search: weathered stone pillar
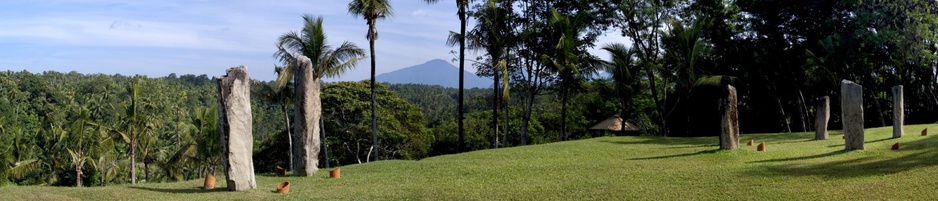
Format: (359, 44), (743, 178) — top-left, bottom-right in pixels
(293, 55), (321, 176)
(217, 66), (256, 191)
(893, 85), (904, 138)
(720, 84), (739, 150)
(841, 80), (864, 150)
(815, 96), (830, 140)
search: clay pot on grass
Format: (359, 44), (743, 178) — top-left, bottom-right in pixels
(747, 140), (754, 146)
(330, 168), (341, 179)
(757, 142), (766, 151)
(203, 174), (216, 190)
(276, 166), (286, 176)
(276, 181), (290, 194)
(892, 143), (900, 150)
(923, 128), (928, 136)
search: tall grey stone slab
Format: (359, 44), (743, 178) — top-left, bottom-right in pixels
(720, 85), (739, 150)
(217, 66), (256, 191)
(841, 80), (864, 150)
(815, 96), (830, 140)
(292, 55), (321, 176)
(893, 85), (904, 138)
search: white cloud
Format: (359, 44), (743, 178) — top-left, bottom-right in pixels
(412, 9), (428, 17)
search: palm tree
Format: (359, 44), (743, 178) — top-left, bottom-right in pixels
(602, 43), (641, 136)
(424, 0), (471, 151)
(99, 77), (149, 184)
(543, 9), (598, 141)
(65, 109), (95, 187)
(275, 14), (365, 169)
(349, 0), (393, 161)
(467, 0), (510, 148)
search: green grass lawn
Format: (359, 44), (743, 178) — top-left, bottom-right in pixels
(4, 124), (938, 200)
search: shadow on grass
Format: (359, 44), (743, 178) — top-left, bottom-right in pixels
(129, 186), (228, 194)
(748, 135), (938, 178)
(751, 150), (850, 163)
(629, 149), (721, 160)
(601, 136), (715, 146)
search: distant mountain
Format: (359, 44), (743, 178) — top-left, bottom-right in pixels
(376, 59), (491, 89)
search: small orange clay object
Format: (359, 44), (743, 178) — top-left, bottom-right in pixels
(922, 128), (928, 136)
(747, 140), (754, 146)
(276, 166), (286, 176)
(330, 168), (341, 179)
(891, 143), (900, 150)
(276, 181), (290, 194)
(757, 142), (766, 151)
(203, 173), (216, 190)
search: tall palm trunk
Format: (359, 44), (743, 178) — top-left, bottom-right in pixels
(521, 87), (535, 145)
(369, 22), (379, 161)
(457, 3), (467, 152)
(282, 105), (293, 170)
(561, 89), (568, 140)
(639, 66), (665, 136)
(130, 128), (136, 184)
(493, 65), (500, 148)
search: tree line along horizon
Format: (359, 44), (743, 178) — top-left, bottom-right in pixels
(2, 0), (938, 186)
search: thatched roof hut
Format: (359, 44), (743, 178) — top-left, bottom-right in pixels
(589, 115), (640, 131)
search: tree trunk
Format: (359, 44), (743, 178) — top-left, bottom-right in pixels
(144, 161), (149, 183)
(794, 89), (808, 132)
(503, 98), (509, 148)
(560, 90), (568, 141)
(369, 22), (379, 162)
(75, 162), (83, 187)
(130, 133), (136, 184)
(492, 60), (499, 148)
(457, 2), (467, 152)
(869, 90), (887, 127)
(645, 69), (666, 136)
(321, 113), (330, 169)
(771, 81), (791, 132)
(281, 105), (293, 171)
(521, 89), (536, 145)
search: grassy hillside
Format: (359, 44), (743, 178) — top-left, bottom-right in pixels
(4, 124), (937, 200)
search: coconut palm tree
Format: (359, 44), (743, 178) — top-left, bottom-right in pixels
(348, 0), (392, 161)
(467, 0), (510, 148)
(543, 9), (599, 141)
(602, 43), (641, 136)
(424, 0), (471, 151)
(275, 14), (365, 168)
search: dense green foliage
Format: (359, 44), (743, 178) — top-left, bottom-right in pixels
(2, 124), (936, 199)
(455, 0), (938, 140)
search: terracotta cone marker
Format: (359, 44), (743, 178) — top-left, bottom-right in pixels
(276, 166), (286, 176)
(891, 143), (900, 150)
(276, 181), (290, 194)
(330, 168), (341, 179)
(757, 142), (766, 151)
(747, 140), (754, 146)
(203, 173), (216, 190)
(923, 128), (928, 136)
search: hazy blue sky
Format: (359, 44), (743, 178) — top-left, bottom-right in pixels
(0, 0), (626, 81)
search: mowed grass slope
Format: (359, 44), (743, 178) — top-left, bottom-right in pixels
(4, 124), (938, 200)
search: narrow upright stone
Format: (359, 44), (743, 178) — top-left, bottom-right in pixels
(292, 55), (321, 176)
(892, 85), (904, 138)
(217, 66), (256, 191)
(815, 96), (830, 140)
(841, 80), (864, 150)
(720, 85), (740, 150)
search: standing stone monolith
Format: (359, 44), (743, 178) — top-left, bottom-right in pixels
(720, 84), (740, 150)
(841, 80), (864, 150)
(815, 96), (830, 140)
(892, 85), (904, 138)
(292, 55), (321, 176)
(217, 66), (256, 191)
